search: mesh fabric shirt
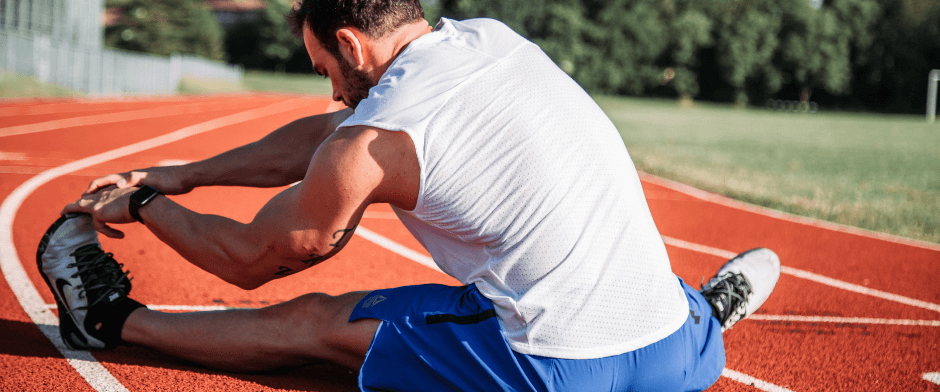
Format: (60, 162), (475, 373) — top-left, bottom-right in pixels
(339, 18), (688, 359)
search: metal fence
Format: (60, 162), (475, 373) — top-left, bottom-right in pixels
(1, 30), (243, 96)
(1, 0), (103, 50)
(1, 0), (242, 96)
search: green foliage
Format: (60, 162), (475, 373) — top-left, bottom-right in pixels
(421, 0), (443, 25)
(667, 6), (712, 97)
(443, 0), (672, 95)
(105, 0), (225, 60)
(441, 0), (939, 113)
(225, 0), (305, 71)
(846, 0), (940, 113)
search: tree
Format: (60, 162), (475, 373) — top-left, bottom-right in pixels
(225, 0), (307, 72)
(663, 5), (713, 100)
(442, 0), (938, 113)
(843, 0), (940, 113)
(105, 0), (225, 61)
(442, 0), (672, 95)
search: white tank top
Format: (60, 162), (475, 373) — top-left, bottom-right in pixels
(339, 18), (688, 359)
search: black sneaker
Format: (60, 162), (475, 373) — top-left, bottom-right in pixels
(700, 248), (781, 332)
(37, 213), (141, 349)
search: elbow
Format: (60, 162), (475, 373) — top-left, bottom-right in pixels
(218, 271), (266, 291)
(218, 239), (276, 291)
(233, 279), (265, 291)
(217, 254), (271, 290)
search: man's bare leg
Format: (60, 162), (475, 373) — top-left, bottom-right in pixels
(121, 291), (380, 372)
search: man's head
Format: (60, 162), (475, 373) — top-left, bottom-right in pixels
(288, 0), (425, 108)
(289, 0), (424, 60)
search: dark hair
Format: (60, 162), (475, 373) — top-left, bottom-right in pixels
(288, 0), (425, 59)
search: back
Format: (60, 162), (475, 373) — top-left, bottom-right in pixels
(340, 18), (688, 359)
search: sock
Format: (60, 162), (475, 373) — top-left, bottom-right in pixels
(85, 297), (147, 348)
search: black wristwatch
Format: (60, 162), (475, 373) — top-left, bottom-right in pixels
(129, 185), (162, 224)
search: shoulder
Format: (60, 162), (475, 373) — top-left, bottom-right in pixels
(312, 126), (419, 210)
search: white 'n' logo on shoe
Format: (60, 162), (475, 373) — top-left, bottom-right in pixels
(362, 295), (386, 309)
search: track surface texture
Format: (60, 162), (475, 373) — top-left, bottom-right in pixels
(1, 95), (937, 391)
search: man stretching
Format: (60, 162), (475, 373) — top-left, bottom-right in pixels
(39, 0), (780, 390)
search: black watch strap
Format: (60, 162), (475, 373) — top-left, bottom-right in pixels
(129, 185), (162, 224)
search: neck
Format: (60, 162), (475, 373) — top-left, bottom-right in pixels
(366, 20), (434, 83)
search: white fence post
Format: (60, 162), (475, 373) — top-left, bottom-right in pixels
(928, 69), (940, 124)
(169, 54), (183, 92)
(33, 33), (51, 82)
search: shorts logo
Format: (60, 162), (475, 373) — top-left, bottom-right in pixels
(362, 295), (387, 309)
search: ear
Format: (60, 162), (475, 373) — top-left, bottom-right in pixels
(335, 28), (366, 68)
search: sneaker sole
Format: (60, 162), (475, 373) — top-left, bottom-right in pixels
(36, 213), (99, 350)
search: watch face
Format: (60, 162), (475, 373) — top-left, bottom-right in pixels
(131, 185), (160, 205)
(129, 186), (161, 223)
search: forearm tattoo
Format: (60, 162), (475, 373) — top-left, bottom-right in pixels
(275, 225), (357, 278)
(275, 266), (296, 277)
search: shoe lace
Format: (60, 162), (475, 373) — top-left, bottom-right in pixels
(701, 272), (752, 331)
(67, 244), (132, 312)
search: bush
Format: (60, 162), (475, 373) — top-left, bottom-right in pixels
(441, 0), (939, 114)
(105, 0), (225, 61)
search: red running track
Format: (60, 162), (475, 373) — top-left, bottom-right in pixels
(1, 94), (938, 391)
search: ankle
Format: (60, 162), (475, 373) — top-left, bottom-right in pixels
(85, 297), (146, 347)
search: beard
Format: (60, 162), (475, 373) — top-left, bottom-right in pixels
(337, 57), (374, 109)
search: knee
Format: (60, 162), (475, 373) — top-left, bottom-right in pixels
(257, 293), (340, 323)
(257, 293), (346, 341)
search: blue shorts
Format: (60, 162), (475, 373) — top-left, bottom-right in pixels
(349, 278), (724, 391)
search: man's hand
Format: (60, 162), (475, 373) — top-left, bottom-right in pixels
(85, 166), (192, 196)
(62, 185), (140, 239)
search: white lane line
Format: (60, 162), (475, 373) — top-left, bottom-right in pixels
(662, 235), (737, 260)
(0, 96), (265, 138)
(747, 315), (940, 327)
(0, 95), (245, 117)
(355, 226), (443, 273)
(0, 166), (122, 176)
(779, 266), (940, 314)
(43, 303), (230, 312)
(722, 368), (796, 392)
(362, 211), (399, 220)
(924, 372), (940, 385)
(0, 152), (28, 161)
(661, 235), (940, 314)
(640, 172), (940, 252)
(155, 159), (192, 167)
(50, 300), (940, 328)
(0, 97), (310, 392)
(0, 158), (193, 176)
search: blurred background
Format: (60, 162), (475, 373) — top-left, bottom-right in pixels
(1, 0), (938, 244)
(1, 0), (937, 114)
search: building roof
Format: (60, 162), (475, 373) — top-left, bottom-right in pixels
(205, 0), (266, 12)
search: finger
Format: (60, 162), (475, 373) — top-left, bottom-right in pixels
(85, 174), (125, 195)
(60, 200), (87, 216)
(119, 171), (149, 189)
(95, 221), (125, 239)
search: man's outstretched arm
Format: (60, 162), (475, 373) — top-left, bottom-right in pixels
(63, 125), (419, 289)
(85, 108), (353, 195)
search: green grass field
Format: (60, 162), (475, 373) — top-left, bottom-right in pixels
(3, 71), (937, 243)
(0, 72), (83, 99)
(596, 96), (940, 244)
(176, 71), (333, 96)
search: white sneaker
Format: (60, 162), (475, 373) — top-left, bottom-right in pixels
(700, 248), (781, 331)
